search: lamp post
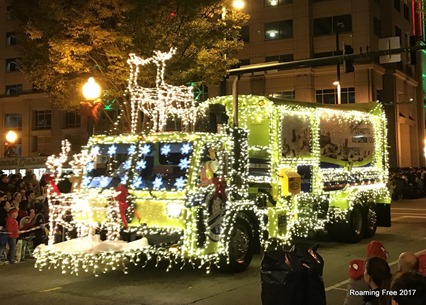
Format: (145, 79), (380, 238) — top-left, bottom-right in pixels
(82, 77), (102, 136)
(335, 22), (343, 105)
(220, 0), (246, 96)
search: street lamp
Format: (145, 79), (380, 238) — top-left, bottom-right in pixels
(5, 130), (18, 157)
(82, 77), (102, 136)
(82, 77), (101, 101)
(232, 0), (245, 10)
(333, 81), (341, 105)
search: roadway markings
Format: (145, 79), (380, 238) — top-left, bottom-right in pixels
(40, 287), (63, 293)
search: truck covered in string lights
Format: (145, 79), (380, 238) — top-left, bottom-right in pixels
(74, 95), (390, 273)
(35, 50), (390, 274)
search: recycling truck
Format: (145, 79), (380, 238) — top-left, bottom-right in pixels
(80, 94), (390, 272)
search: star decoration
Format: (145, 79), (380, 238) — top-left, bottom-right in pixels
(181, 143), (192, 154)
(86, 162), (95, 172)
(153, 176), (163, 190)
(123, 160), (132, 170)
(128, 145), (136, 155)
(141, 144), (151, 155)
(174, 176), (186, 190)
(136, 159), (147, 170)
(161, 144), (171, 156)
(90, 146), (100, 156)
(133, 176), (143, 188)
(108, 145), (117, 156)
(178, 158), (190, 170)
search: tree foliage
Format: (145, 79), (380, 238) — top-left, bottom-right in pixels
(10, 0), (248, 132)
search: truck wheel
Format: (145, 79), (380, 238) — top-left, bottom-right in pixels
(362, 203), (377, 238)
(346, 205), (363, 243)
(223, 216), (254, 272)
(327, 205), (363, 243)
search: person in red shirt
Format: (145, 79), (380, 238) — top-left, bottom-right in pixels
(5, 207), (20, 264)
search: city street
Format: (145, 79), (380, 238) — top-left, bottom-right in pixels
(1, 197), (426, 305)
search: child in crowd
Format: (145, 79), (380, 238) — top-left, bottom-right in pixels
(5, 207), (20, 264)
(343, 240), (389, 305)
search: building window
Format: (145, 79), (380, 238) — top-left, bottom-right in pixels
(269, 91), (295, 100)
(32, 136), (52, 154)
(64, 111), (81, 128)
(341, 87), (355, 104)
(264, 0), (292, 6)
(394, 0), (400, 12)
(314, 51), (341, 58)
(33, 110), (52, 130)
(316, 89), (336, 104)
(265, 20), (293, 40)
(240, 26), (250, 43)
(373, 17), (381, 37)
(316, 88), (355, 104)
(6, 58), (19, 72)
(5, 84), (22, 96)
(6, 32), (17, 46)
(403, 3), (409, 20)
(395, 25), (402, 41)
(265, 54), (294, 62)
(313, 14), (352, 36)
(239, 58), (250, 66)
(5, 113), (22, 130)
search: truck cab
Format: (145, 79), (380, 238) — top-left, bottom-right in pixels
(83, 130), (260, 272)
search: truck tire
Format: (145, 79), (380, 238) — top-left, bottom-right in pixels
(362, 203), (377, 238)
(328, 205), (363, 243)
(223, 216), (254, 272)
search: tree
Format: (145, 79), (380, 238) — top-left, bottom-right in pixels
(10, 0), (248, 133)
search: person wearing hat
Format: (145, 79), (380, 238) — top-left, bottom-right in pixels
(5, 207), (20, 264)
(343, 240), (389, 305)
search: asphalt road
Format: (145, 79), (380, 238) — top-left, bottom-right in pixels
(1, 198), (426, 305)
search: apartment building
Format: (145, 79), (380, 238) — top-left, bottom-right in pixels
(0, 0), (425, 172)
(0, 0), (89, 176)
(216, 0), (426, 168)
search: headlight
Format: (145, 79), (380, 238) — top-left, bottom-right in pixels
(167, 202), (182, 218)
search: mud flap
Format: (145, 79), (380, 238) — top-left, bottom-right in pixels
(376, 203), (391, 227)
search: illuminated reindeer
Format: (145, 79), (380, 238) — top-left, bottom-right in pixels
(127, 48), (203, 133)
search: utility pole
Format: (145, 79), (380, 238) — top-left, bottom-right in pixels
(335, 22), (343, 105)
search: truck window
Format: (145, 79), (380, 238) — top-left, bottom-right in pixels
(281, 114), (311, 158)
(319, 115), (375, 168)
(132, 142), (193, 191)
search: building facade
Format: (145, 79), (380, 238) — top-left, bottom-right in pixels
(0, 0), (90, 176)
(1, 0), (425, 172)
(215, 0), (426, 168)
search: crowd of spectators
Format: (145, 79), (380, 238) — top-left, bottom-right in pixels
(344, 240), (426, 305)
(0, 170), (49, 264)
(388, 167), (426, 200)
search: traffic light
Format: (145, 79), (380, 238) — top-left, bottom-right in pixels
(410, 35), (417, 65)
(344, 44), (354, 72)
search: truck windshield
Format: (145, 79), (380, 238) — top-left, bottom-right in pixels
(84, 142), (193, 191)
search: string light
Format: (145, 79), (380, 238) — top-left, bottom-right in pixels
(127, 49), (207, 133)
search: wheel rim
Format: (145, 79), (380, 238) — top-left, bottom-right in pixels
(229, 226), (250, 262)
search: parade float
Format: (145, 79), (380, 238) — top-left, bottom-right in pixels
(34, 49), (391, 275)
